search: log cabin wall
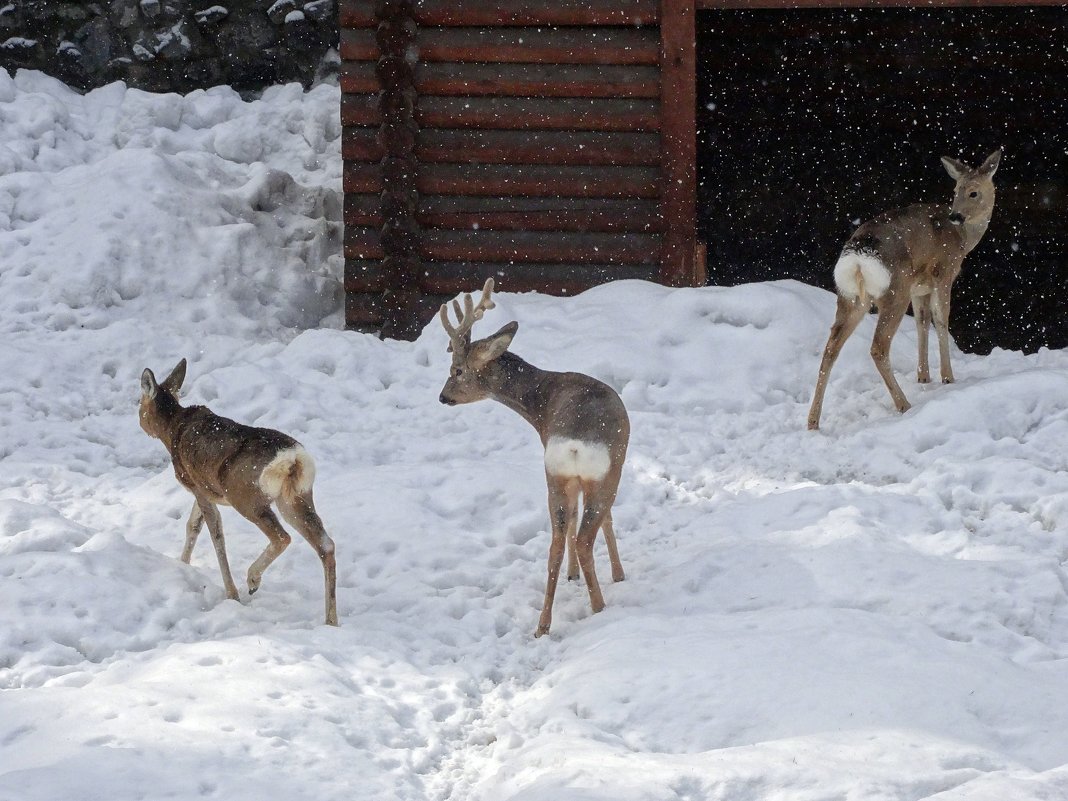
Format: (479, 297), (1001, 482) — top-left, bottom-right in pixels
(340, 0), (702, 338)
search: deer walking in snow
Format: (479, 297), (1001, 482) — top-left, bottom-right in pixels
(438, 280), (629, 637)
(807, 149), (1002, 430)
(139, 359), (338, 625)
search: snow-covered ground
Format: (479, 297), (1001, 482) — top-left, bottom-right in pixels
(2, 69), (1068, 801)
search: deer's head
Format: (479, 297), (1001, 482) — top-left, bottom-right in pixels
(438, 279), (518, 406)
(942, 149), (1001, 225)
(139, 358), (187, 440)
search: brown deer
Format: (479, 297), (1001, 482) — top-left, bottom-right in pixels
(139, 359), (338, 626)
(438, 280), (629, 637)
(807, 149), (1002, 430)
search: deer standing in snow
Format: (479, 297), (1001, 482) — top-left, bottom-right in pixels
(807, 149), (1002, 430)
(139, 359), (338, 625)
(438, 280), (629, 637)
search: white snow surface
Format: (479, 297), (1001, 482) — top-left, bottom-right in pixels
(2, 70), (1068, 801)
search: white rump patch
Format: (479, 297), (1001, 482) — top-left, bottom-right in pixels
(544, 437), (611, 481)
(833, 250), (891, 301)
(259, 446), (316, 499)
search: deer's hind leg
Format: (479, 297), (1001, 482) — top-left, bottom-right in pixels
(537, 476), (573, 637)
(931, 279), (956, 384)
(574, 478), (621, 618)
(562, 479), (581, 582)
(277, 490), (338, 626)
(601, 511), (625, 584)
(181, 500), (204, 564)
(871, 291), (913, 413)
(807, 294), (868, 430)
(229, 496), (292, 599)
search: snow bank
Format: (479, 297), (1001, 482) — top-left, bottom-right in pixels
(2, 71), (1068, 801)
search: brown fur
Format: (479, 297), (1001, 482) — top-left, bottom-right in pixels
(439, 280), (630, 637)
(808, 150), (1002, 430)
(140, 359), (338, 625)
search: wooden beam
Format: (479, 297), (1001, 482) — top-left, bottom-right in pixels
(659, 0), (699, 286)
(419, 262), (660, 295)
(414, 28), (659, 65)
(414, 97), (660, 132)
(341, 0), (661, 27)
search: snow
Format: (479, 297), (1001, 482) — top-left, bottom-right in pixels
(2, 68), (1068, 800)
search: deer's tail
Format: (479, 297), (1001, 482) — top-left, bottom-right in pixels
(833, 249), (891, 305)
(259, 447), (316, 500)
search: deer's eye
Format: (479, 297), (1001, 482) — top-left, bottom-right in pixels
(454, 368), (463, 377)
(969, 191), (978, 198)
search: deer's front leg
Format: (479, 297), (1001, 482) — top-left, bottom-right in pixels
(537, 480), (571, 637)
(931, 283), (955, 384)
(181, 500), (204, 564)
(195, 495), (240, 601)
(911, 290), (932, 384)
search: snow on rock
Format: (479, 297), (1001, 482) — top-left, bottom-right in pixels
(2, 70), (1068, 801)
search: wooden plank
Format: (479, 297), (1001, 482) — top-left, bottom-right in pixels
(419, 196), (664, 232)
(414, 164), (660, 198)
(344, 228), (661, 264)
(414, 28), (660, 65)
(343, 164), (659, 197)
(345, 259), (389, 292)
(341, 62), (660, 99)
(659, 0), (699, 286)
(417, 130), (661, 166)
(341, 95), (381, 126)
(340, 29), (378, 61)
(422, 230), (660, 265)
(420, 262), (660, 295)
(344, 193), (382, 227)
(341, 0), (660, 27)
(343, 128), (660, 166)
(414, 97), (660, 131)
(345, 292), (385, 329)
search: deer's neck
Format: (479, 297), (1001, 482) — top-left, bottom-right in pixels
(484, 352), (554, 436)
(960, 215), (992, 254)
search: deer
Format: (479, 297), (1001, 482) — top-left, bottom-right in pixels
(807, 149), (1002, 431)
(139, 359), (338, 626)
(437, 279), (629, 637)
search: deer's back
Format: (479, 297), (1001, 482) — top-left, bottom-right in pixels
(847, 203), (967, 280)
(544, 372), (630, 451)
(170, 406), (299, 501)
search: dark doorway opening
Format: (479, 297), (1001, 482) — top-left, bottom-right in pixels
(696, 7), (1068, 354)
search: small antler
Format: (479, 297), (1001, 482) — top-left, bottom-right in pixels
(439, 278), (496, 351)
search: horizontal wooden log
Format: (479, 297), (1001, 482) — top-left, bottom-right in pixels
(341, 0), (660, 27)
(419, 195), (664, 232)
(341, 62), (660, 98)
(340, 29), (377, 61)
(343, 128), (661, 166)
(344, 193), (382, 227)
(419, 164), (659, 198)
(417, 27), (659, 65)
(343, 163), (659, 197)
(344, 227), (661, 265)
(416, 96), (660, 131)
(416, 63), (660, 98)
(419, 262), (660, 295)
(344, 259), (389, 292)
(345, 292), (385, 329)
(342, 95), (659, 131)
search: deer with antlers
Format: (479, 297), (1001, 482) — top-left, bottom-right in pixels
(807, 149), (1002, 430)
(438, 280), (629, 637)
(139, 359), (338, 625)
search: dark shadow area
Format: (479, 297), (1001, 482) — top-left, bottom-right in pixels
(697, 7), (1068, 354)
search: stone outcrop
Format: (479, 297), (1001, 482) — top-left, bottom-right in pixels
(0, 0), (339, 93)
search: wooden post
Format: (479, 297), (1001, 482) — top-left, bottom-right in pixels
(658, 0), (699, 287)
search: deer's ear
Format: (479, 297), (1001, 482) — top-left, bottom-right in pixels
(941, 156), (968, 181)
(141, 368), (158, 399)
(979, 149), (1002, 176)
(469, 321), (518, 369)
(161, 359), (187, 394)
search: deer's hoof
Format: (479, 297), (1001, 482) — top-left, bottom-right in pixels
(613, 570), (626, 583)
(567, 572), (580, 582)
(917, 375), (931, 384)
(942, 377), (954, 384)
(534, 624), (550, 638)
